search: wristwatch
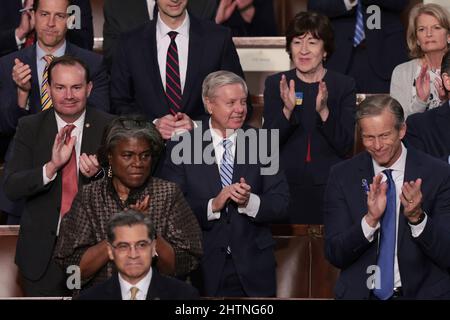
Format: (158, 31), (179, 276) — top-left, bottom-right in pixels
(409, 211), (426, 226)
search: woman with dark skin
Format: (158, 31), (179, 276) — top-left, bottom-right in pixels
(55, 115), (202, 288)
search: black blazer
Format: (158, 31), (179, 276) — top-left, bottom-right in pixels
(308, 0), (408, 82)
(404, 102), (450, 162)
(3, 108), (114, 281)
(110, 14), (246, 122)
(0, 0), (94, 57)
(158, 120), (289, 296)
(77, 270), (200, 300)
(0, 42), (110, 135)
(324, 148), (450, 299)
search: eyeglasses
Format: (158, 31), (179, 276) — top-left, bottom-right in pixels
(111, 240), (152, 254)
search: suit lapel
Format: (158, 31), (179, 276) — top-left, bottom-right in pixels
(182, 16), (202, 113)
(357, 152), (375, 215)
(146, 270), (162, 300)
(201, 125), (222, 195)
(144, 22), (169, 115)
(107, 274), (124, 300)
(29, 45), (41, 111)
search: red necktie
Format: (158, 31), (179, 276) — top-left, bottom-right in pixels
(60, 124), (78, 217)
(165, 31), (182, 115)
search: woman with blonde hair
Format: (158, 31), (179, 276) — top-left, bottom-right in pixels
(390, 3), (450, 117)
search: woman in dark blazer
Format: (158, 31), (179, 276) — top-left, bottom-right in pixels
(263, 11), (356, 224)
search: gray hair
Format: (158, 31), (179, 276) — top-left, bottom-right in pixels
(201, 70), (248, 112)
(98, 115), (164, 166)
(356, 95), (405, 130)
(106, 210), (156, 243)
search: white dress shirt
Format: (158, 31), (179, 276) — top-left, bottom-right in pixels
(207, 120), (261, 221)
(146, 0), (156, 20)
(119, 268), (153, 300)
(156, 12), (190, 93)
(361, 143), (428, 288)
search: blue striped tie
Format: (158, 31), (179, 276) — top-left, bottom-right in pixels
(353, 2), (366, 47)
(220, 139), (233, 187)
(374, 169), (396, 300)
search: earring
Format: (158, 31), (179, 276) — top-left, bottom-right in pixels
(108, 165), (112, 178)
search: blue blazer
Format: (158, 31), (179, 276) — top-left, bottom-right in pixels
(308, 0), (408, 83)
(404, 103), (450, 162)
(324, 148), (450, 299)
(77, 271), (200, 300)
(110, 14), (247, 121)
(0, 42), (110, 135)
(157, 121), (289, 296)
(0, 0), (94, 57)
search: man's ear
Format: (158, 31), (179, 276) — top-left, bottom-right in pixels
(107, 243), (114, 261)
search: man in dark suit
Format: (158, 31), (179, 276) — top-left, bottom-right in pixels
(103, 0), (217, 69)
(0, 0), (94, 57)
(308, 0), (408, 93)
(3, 56), (114, 296)
(110, 0), (246, 140)
(324, 95), (450, 299)
(404, 51), (450, 162)
(77, 210), (199, 300)
(158, 71), (289, 297)
(0, 0), (110, 225)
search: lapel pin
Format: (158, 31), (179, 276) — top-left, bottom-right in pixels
(362, 179), (369, 193)
(85, 123), (90, 128)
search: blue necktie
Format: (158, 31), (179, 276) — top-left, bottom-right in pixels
(353, 1), (366, 47)
(220, 139), (234, 187)
(374, 169), (396, 300)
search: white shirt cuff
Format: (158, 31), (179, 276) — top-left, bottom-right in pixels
(15, 33), (26, 48)
(237, 193), (260, 218)
(361, 216), (380, 242)
(344, 0), (358, 11)
(207, 198), (221, 221)
(409, 214), (428, 238)
(43, 164), (57, 185)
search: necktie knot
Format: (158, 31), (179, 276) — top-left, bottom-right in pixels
(168, 31), (178, 41)
(130, 286), (139, 300)
(222, 138), (232, 150)
(43, 54), (54, 65)
(383, 169), (394, 183)
(64, 124), (76, 144)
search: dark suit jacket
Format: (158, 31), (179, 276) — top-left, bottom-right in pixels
(77, 270), (200, 300)
(404, 102), (450, 162)
(308, 0), (408, 89)
(3, 108), (114, 281)
(263, 69), (355, 223)
(103, 0), (217, 68)
(110, 14), (247, 122)
(324, 148), (450, 299)
(0, 42), (110, 135)
(158, 121), (289, 296)
(0, 0), (94, 57)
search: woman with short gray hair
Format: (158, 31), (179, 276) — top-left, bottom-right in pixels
(55, 115), (202, 290)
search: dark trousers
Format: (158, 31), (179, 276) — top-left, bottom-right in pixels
(216, 256), (246, 297)
(21, 259), (70, 297)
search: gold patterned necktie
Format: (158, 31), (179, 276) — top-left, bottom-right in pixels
(41, 54), (54, 110)
(130, 287), (139, 300)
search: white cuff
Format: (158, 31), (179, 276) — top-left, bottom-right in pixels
(15, 33), (26, 48)
(237, 193), (260, 218)
(409, 214), (428, 238)
(43, 164), (57, 185)
(207, 198), (221, 221)
(361, 216), (380, 242)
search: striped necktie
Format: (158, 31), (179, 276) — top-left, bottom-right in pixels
(220, 139), (234, 187)
(353, 2), (366, 47)
(165, 31), (182, 115)
(41, 54), (54, 110)
(374, 169), (396, 300)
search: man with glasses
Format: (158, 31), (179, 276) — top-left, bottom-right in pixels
(77, 210), (199, 300)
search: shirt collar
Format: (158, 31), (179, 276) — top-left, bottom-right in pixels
(54, 110), (86, 131)
(208, 118), (237, 149)
(372, 142), (407, 176)
(36, 41), (66, 61)
(156, 11), (190, 39)
(118, 268), (153, 300)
